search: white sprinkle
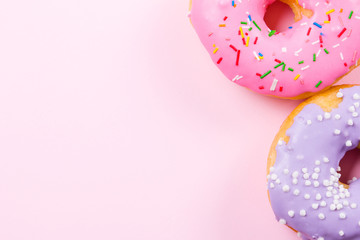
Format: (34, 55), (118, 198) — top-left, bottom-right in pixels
(315, 160), (321, 165)
(292, 171), (299, 178)
(301, 65), (310, 71)
(339, 212), (346, 219)
(354, 93), (360, 100)
(305, 180), (311, 186)
(253, 51), (260, 61)
(312, 203), (319, 209)
(282, 185), (290, 192)
(351, 203), (357, 209)
(315, 193), (322, 201)
(337, 203), (344, 210)
(270, 167), (275, 172)
(340, 52), (344, 60)
(335, 114), (341, 120)
(292, 178), (298, 185)
(312, 173), (319, 180)
(232, 75), (243, 82)
(349, 106), (356, 112)
(355, 102), (360, 108)
(282, 47), (287, 53)
(353, 112), (359, 117)
(336, 92), (344, 98)
(323, 180), (330, 187)
(302, 168), (308, 173)
(323, 157), (330, 163)
(348, 119), (354, 126)
(270, 183), (275, 188)
(339, 230), (344, 237)
(318, 213), (325, 220)
(299, 209), (307, 216)
(271, 174), (278, 180)
(288, 210), (295, 217)
(283, 169), (289, 174)
(306, 120), (312, 125)
(317, 49), (321, 57)
(320, 201), (327, 207)
(304, 194), (310, 199)
(270, 78), (278, 92)
(330, 204), (336, 211)
(342, 37), (348, 42)
(312, 40), (320, 45)
(324, 112), (331, 119)
(303, 173), (310, 179)
(297, 232), (302, 238)
(334, 129), (341, 135)
(318, 237), (324, 240)
(300, 22), (307, 26)
(276, 179), (281, 184)
(346, 140), (353, 147)
(295, 48), (303, 56)
(293, 189), (300, 196)
(317, 115), (323, 121)
(326, 191), (332, 198)
(279, 219), (286, 225)
(313, 181), (320, 187)
(333, 43), (340, 48)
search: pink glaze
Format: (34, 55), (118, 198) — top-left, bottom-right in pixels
(190, 0), (360, 98)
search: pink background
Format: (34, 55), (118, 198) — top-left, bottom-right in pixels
(1, 0), (360, 239)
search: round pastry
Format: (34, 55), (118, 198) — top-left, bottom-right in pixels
(267, 85), (360, 239)
(189, 0), (360, 99)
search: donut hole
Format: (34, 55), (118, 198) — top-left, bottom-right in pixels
(264, 1), (295, 33)
(339, 148), (360, 185)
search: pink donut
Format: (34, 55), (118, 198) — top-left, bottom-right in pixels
(189, 0), (360, 99)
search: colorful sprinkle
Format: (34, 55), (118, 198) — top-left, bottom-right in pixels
(338, 28), (347, 38)
(253, 21), (261, 31)
(349, 11), (354, 19)
(260, 70), (272, 79)
(217, 58), (223, 64)
(269, 30), (276, 37)
(294, 74), (300, 80)
(324, 48), (329, 54)
(315, 80), (322, 88)
(313, 22), (322, 28)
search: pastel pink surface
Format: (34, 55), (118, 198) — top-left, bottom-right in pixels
(0, 1), (359, 240)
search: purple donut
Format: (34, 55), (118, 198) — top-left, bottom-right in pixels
(268, 85), (360, 240)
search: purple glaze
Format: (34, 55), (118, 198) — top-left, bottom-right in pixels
(268, 86), (360, 240)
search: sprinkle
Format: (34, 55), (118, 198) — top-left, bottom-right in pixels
(253, 21), (261, 31)
(236, 50), (241, 65)
(248, 27), (252, 31)
(219, 24), (226, 27)
(253, 51), (260, 61)
(229, 45), (237, 51)
(213, 48), (219, 54)
(324, 20), (330, 24)
(254, 37), (258, 45)
(288, 68), (294, 72)
(239, 27), (245, 38)
(324, 48), (329, 54)
(269, 30), (276, 37)
(270, 79), (278, 91)
(294, 74), (300, 80)
(307, 27), (312, 36)
(248, 15), (252, 22)
(353, 51), (358, 62)
(274, 62), (284, 69)
(298, 60), (304, 64)
(217, 58), (223, 64)
(241, 21), (247, 25)
(274, 59), (282, 63)
(223, 16), (228, 21)
(315, 81), (322, 88)
(299, 210), (307, 216)
(282, 64), (286, 72)
(313, 54), (316, 62)
(338, 28), (347, 38)
(232, 75), (243, 81)
(333, 44), (340, 48)
(339, 231), (345, 237)
(346, 140), (352, 147)
(279, 219), (286, 225)
(340, 52), (344, 60)
(288, 210), (295, 218)
(326, 9), (335, 15)
(318, 213), (325, 220)
(260, 70), (272, 79)
(301, 65), (310, 71)
(246, 36), (250, 47)
(349, 11), (354, 19)
(313, 22), (322, 28)
(258, 85), (264, 90)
